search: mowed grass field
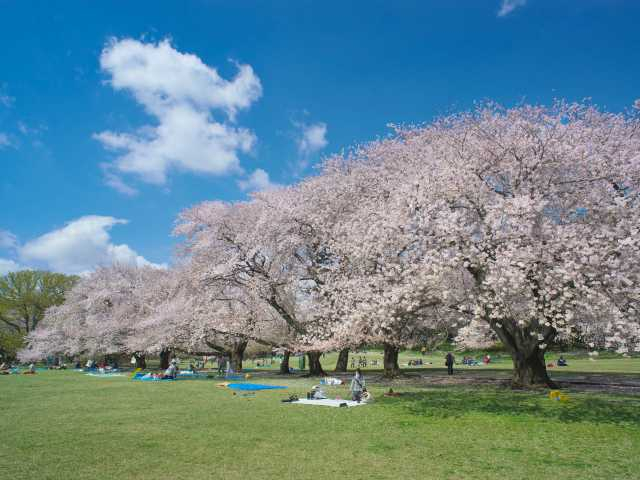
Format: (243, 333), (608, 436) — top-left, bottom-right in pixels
(1, 355), (640, 480)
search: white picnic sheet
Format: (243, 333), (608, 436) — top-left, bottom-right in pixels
(291, 398), (368, 408)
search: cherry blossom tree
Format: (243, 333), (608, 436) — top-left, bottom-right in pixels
(20, 264), (171, 364)
(23, 100), (639, 390)
(175, 190), (339, 375)
(317, 100), (639, 386)
(292, 149), (465, 377)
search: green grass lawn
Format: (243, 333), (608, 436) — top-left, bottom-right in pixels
(1, 367), (639, 480)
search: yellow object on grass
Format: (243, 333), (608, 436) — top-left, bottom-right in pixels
(548, 390), (561, 400)
(129, 368), (142, 379)
(549, 390), (569, 401)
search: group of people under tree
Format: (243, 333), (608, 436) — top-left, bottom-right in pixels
(18, 100), (640, 388)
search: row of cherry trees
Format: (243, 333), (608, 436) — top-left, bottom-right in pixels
(21, 101), (640, 386)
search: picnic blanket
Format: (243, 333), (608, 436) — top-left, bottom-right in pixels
(320, 377), (343, 386)
(132, 373), (174, 381)
(291, 399), (367, 408)
(227, 383), (287, 391)
(85, 372), (124, 377)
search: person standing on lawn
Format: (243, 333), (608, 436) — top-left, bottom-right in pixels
(350, 368), (366, 402)
(445, 352), (455, 375)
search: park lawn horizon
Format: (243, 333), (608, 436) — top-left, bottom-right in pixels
(232, 349), (640, 376)
(1, 370), (639, 480)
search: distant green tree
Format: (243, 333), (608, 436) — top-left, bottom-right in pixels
(0, 270), (78, 335)
(0, 330), (25, 361)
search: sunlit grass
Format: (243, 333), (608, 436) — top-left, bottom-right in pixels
(1, 368), (638, 480)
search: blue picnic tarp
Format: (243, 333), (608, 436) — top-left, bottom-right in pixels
(227, 383), (287, 391)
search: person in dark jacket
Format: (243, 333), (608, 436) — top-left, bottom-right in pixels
(445, 352), (455, 375)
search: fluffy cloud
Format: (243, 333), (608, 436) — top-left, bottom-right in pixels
(19, 216), (166, 275)
(497, 0), (526, 17)
(0, 230), (18, 250)
(94, 38), (262, 190)
(237, 168), (281, 192)
(292, 121), (328, 173)
(297, 122), (328, 157)
(0, 258), (21, 275)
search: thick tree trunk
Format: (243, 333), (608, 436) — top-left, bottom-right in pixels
(159, 349), (171, 370)
(230, 340), (248, 372)
(510, 347), (555, 388)
(134, 354), (146, 369)
(334, 348), (349, 372)
(383, 343), (400, 378)
(490, 321), (556, 388)
(279, 350), (291, 374)
(307, 351), (326, 376)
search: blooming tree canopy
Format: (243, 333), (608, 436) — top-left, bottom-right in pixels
(22, 100), (639, 386)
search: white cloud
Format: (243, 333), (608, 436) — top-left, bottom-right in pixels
(19, 215), (166, 275)
(94, 38), (262, 189)
(101, 164), (139, 196)
(0, 230), (18, 250)
(297, 122), (328, 157)
(0, 258), (21, 275)
(237, 168), (282, 192)
(497, 0), (527, 17)
(17, 121), (47, 136)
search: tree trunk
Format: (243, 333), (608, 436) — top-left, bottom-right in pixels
(230, 340), (248, 372)
(510, 347), (555, 388)
(307, 351), (326, 376)
(383, 343), (400, 378)
(159, 349), (171, 370)
(490, 321), (556, 388)
(334, 348), (349, 372)
(279, 350), (291, 374)
(134, 354), (146, 369)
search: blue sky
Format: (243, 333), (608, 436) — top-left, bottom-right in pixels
(1, 0), (639, 275)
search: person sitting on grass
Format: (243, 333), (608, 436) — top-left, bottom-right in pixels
(23, 363), (36, 374)
(308, 385), (327, 400)
(161, 361), (178, 379)
(350, 368), (366, 402)
(361, 388), (374, 403)
(557, 356), (568, 367)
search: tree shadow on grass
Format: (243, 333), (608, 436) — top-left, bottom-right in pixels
(384, 387), (640, 425)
